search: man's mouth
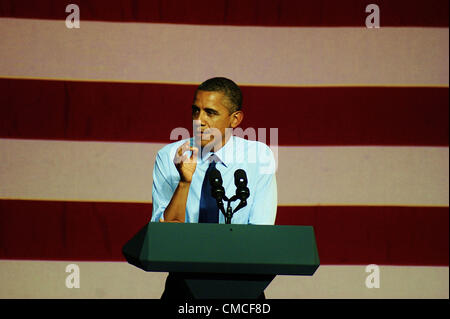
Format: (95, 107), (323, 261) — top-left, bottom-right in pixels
(194, 132), (214, 143)
(195, 128), (210, 135)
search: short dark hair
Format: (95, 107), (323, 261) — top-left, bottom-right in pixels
(196, 77), (242, 113)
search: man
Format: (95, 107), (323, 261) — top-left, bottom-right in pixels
(151, 77), (277, 298)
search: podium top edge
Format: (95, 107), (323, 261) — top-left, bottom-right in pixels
(148, 222), (314, 229)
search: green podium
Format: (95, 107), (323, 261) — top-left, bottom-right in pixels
(122, 222), (320, 299)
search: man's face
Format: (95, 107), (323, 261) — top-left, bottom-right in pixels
(192, 90), (235, 150)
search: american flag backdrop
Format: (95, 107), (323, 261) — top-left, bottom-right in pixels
(0, 0), (448, 298)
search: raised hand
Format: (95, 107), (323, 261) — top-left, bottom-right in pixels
(173, 141), (199, 183)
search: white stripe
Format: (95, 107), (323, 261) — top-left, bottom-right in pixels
(0, 138), (448, 206)
(0, 18), (448, 86)
(0, 260), (447, 298)
(277, 145), (449, 206)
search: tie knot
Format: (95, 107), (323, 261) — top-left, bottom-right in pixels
(208, 154), (219, 165)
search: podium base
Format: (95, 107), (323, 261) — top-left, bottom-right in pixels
(179, 272), (275, 299)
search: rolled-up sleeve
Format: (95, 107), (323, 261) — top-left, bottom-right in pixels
(248, 173), (277, 225)
(248, 143), (278, 225)
(150, 151), (174, 222)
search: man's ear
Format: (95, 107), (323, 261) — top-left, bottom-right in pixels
(230, 111), (244, 128)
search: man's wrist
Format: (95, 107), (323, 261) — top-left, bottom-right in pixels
(178, 180), (191, 188)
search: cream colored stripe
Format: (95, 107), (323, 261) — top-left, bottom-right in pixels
(0, 260), (447, 298)
(0, 139), (448, 206)
(0, 18), (448, 86)
(276, 145), (449, 206)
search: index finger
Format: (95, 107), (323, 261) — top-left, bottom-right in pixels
(190, 146), (199, 161)
(177, 141), (190, 156)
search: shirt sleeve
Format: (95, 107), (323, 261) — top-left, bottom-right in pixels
(248, 144), (278, 225)
(150, 150), (175, 222)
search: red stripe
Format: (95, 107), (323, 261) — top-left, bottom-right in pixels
(0, 199), (447, 265)
(0, 0), (448, 27)
(0, 78), (448, 146)
(276, 206), (449, 266)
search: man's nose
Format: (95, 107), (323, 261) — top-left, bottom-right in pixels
(198, 110), (209, 126)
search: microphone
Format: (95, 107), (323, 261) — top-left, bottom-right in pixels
(231, 169), (250, 216)
(209, 167), (227, 220)
(209, 167), (226, 201)
(234, 169), (250, 205)
(234, 169), (247, 188)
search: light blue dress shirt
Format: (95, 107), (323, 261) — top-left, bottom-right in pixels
(151, 135), (277, 225)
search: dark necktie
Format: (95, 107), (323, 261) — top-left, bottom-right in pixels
(198, 156), (219, 223)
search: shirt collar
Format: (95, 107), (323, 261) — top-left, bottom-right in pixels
(199, 135), (235, 167)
